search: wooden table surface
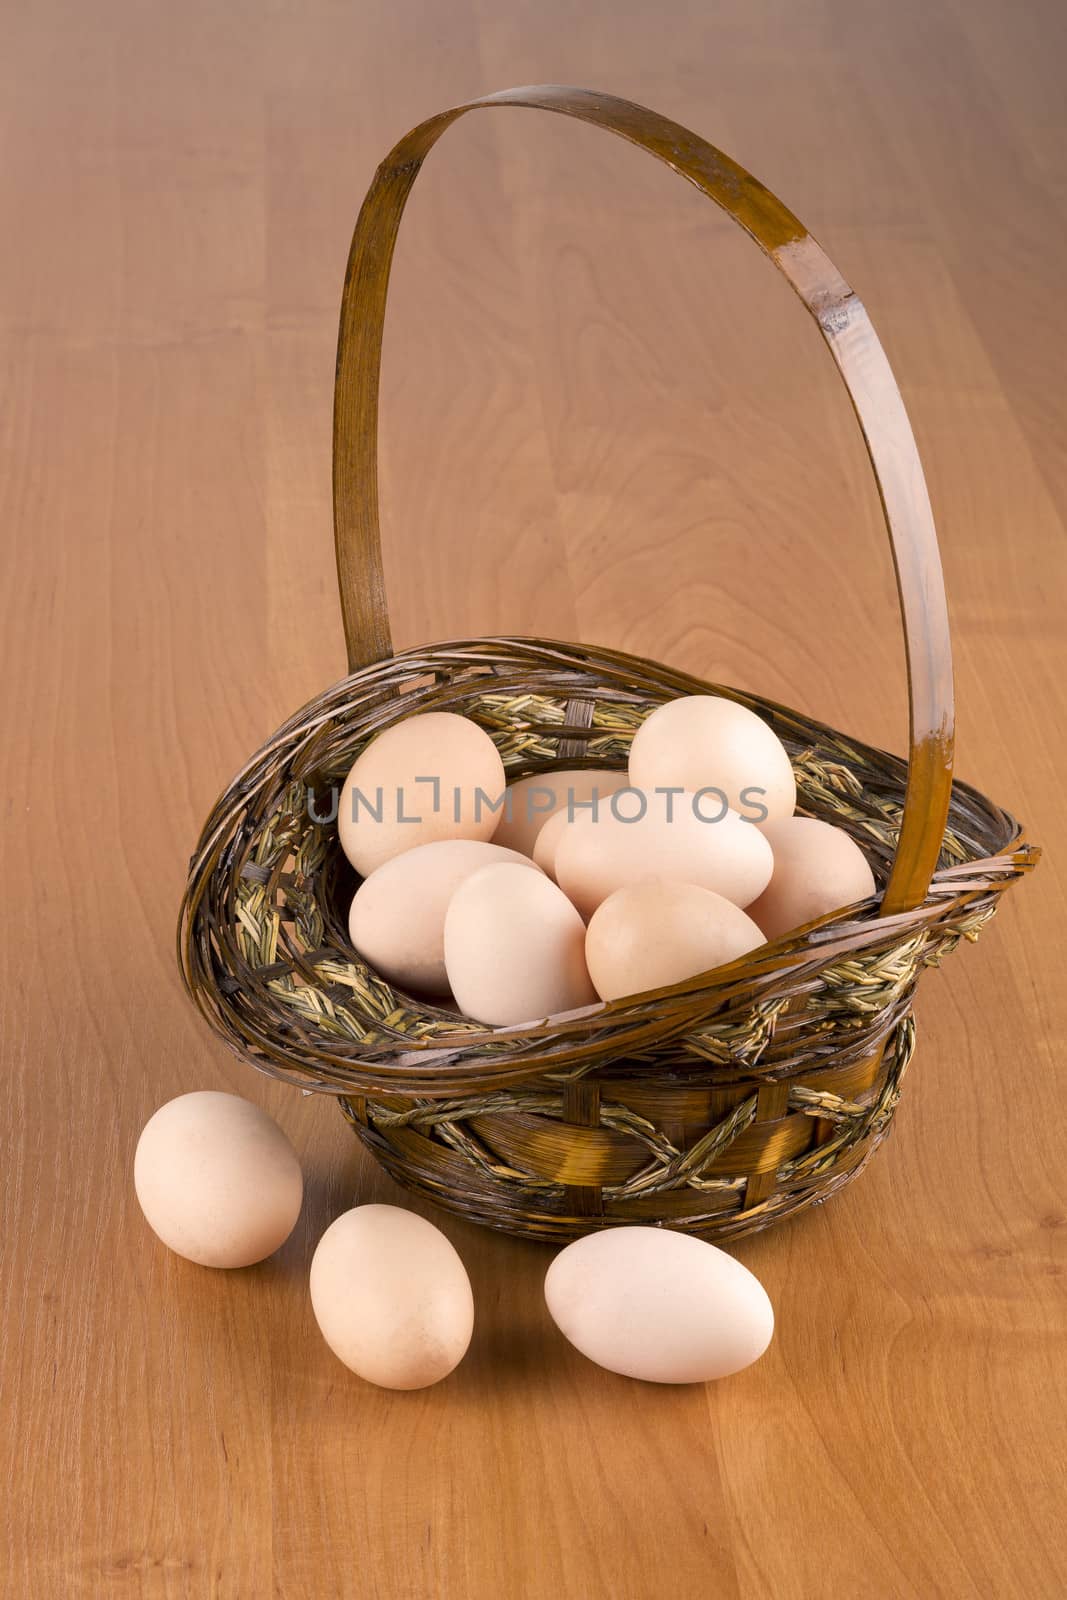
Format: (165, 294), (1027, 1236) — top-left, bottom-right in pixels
(3, 1), (1065, 1595)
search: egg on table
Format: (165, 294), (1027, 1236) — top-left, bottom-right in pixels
(544, 1226), (774, 1383)
(348, 838), (540, 995)
(444, 862), (598, 1025)
(554, 791), (773, 920)
(747, 815), (876, 940)
(491, 768), (628, 859)
(628, 694), (797, 825)
(338, 711), (506, 877)
(585, 881), (765, 1001)
(310, 1205), (474, 1389)
(134, 1092), (303, 1268)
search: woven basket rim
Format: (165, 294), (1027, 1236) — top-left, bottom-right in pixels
(178, 635), (1038, 1100)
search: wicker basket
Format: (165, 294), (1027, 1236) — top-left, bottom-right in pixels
(179, 86), (1038, 1243)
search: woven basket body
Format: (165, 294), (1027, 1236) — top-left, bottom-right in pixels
(180, 88), (1037, 1242)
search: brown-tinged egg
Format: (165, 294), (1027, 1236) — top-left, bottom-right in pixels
(585, 881), (765, 1001)
(338, 712), (506, 877)
(746, 815), (876, 940)
(309, 1205), (474, 1390)
(443, 862), (598, 1026)
(134, 1092), (303, 1268)
(348, 839), (541, 995)
(532, 808), (573, 879)
(627, 694), (797, 824)
(492, 768), (629, 859)
(554, 792), (773, 920)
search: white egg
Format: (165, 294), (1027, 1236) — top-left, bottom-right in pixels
(348, 839), (541, 995)
(747, 815), (877, 940)
(492, 768), (629, 858)
(628, 695), (796, 824)
(544, 1227), (774, 1382)
(585, 881), (765, 1001)
(134, 1092), (303, 1268)
(310, 1205), (474, 1390)
(444, 862), (598, 1026)
(554, 791), (773, 919)
(338, 712), (506, 877)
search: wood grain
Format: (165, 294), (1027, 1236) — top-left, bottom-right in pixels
(1, 1), (1064, 1596)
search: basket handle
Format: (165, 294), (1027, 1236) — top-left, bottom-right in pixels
(333, 85), (954, 916)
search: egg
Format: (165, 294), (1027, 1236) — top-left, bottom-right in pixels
(338, 711), (506, 877)
(746, 815), (877, 940)
(520, 774), (633, 879)
(492, 768), (629, 858)
(585, 881), (765, 1001)
(348, 839), (541, 995)
(134, 1092), (303, 1268)
(444, 862), (598, 1025)
(309, 1204), (474, 1389)
(531, 807), (572, 878)
(554, 792), (773, 919)
(628, 694), (796, 824)
(544, 1227), (774, 1383)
